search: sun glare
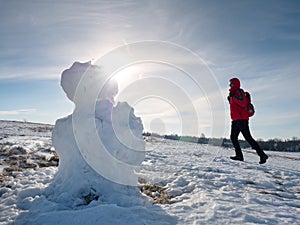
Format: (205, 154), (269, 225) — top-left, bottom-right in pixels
(113, 66), (142, 93)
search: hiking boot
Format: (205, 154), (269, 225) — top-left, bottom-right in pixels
(230, 156), (244, 161)
(259, 154), (268, 164)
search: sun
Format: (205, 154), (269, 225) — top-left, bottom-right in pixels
(112, 65), (142, 92)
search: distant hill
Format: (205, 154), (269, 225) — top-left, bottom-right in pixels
(0, 120), (53, 138)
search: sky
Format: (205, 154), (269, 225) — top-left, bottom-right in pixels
(0, 0), (300, 140)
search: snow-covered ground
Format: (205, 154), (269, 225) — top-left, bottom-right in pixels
(0, 121), (299, 225)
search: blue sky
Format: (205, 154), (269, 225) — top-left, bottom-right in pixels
(0, 0), (300, 140)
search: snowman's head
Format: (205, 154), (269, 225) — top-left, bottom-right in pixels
(61, 61), (106, 101)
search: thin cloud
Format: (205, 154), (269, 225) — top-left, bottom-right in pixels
(0, 109), (37, 115)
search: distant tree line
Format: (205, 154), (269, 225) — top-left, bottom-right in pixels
(143, 132), (300, 152)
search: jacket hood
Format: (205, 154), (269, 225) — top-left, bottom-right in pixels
(230, 78), (240, 92)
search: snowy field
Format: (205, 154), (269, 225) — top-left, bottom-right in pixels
(0, 120), (299, 225)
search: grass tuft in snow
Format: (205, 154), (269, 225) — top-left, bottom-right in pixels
(139, 178), (174, 204)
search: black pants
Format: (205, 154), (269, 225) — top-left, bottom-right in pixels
(230, 120), (265, 157)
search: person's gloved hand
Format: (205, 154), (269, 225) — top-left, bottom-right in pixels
(227, 92), (234, 102)
(229, 92), (234, 97)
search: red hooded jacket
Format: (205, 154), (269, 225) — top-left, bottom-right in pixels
(228, 78), (249, 121)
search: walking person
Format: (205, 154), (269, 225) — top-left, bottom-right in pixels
(228, 78), (268, 164)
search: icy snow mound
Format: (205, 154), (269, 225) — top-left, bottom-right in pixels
(47, 61), (146, 207)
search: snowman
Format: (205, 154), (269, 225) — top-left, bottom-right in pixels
(47, 61), (146, 207)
